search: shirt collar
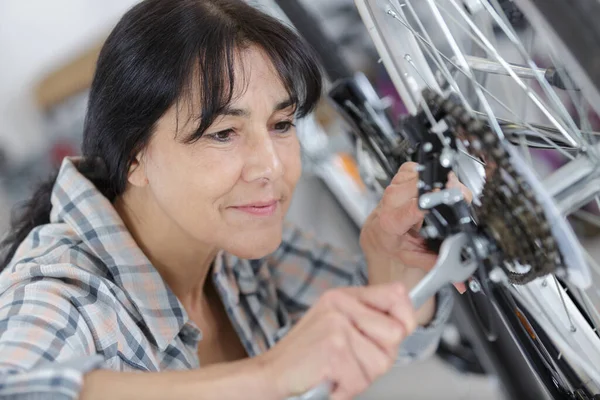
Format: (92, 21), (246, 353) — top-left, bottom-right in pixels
(50, 158), (189, 351)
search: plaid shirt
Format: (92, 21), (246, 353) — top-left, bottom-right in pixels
(0, 158), (452, 399)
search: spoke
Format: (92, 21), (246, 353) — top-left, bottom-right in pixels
(433, 0), (558, 146)
(518, 133), (534, 167)
(455, 77), (576, 159)
(385, 5), (464, 149)
(504, 121), (600, 139)
(385, 4), (578, 160)
(440, 0), (582, 151)
(418, 94), (439, 127)
(579, 98), (594, 141)
(465, 91), (577, 158)
(481, 12), (534, 167)
(449, 71), (577, 158)
(388, 1), (473, 114)
(423, 0), (505, 141)
(403, 54), (433, 89)
(478, 1), (596, 158)
(553, 276), (577, 332)
(520, 27), (534, 134)
(482, 0), (583, 130)
(401, 0), (461, 88)
(464, 56), (545, 81)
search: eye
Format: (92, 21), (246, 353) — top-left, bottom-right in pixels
(206, 129), (235, 143)
(273, 120), (295, 134)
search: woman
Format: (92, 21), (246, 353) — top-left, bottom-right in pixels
(0, 1), (464, 399)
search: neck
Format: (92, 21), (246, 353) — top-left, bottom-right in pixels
(114, 190), (218, 312)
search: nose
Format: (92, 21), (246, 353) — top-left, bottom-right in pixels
(242, 132), (284, 183)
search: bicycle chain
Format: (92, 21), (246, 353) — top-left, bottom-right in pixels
(421, 89), (562, 284)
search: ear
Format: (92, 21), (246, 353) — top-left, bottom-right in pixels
(127, 152), (149, 187)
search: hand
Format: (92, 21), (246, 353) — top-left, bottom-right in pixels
(360, 162), (472, 294)
(258, 283), (417, 400)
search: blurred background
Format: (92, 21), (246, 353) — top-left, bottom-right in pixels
(0, 1), (141, 229)
(4, 1), (596, 399)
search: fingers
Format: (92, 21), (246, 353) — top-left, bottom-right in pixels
(331, 284), (418, 337)
(381, 181), (418, 209)
(454, 282), (467, 293)
(271, 283), (420, 400)
(379, 198), (424, 237)
(322, 290), (406, 357)
(349, 328), (395, 382)
(331, 328), (394, 400)
(395, 161), (420, 179)
(324, 315), (370, 400)
(395, 249), (438, 271)
(381, 163), (473, 239)
(448, 172), (473, 203)
(389, 162), (472, 205)
(393, 251), (467, 293)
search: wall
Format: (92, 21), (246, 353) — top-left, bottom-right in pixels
(0, 0), (140, 164)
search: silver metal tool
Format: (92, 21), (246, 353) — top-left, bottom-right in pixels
(286, 382), (332, 400)
(286, 232), (480, 400)
(409, 232), (478, 308)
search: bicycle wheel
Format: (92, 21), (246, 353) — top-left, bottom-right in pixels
(354, 0), (600, 397)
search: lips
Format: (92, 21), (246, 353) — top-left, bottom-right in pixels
(230, 199), (279, 217)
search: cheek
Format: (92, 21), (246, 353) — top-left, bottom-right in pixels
(145, 142), (243, 233)
(280, 137), (302, 189)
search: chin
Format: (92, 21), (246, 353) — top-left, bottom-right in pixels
(225, 229), (283, 259)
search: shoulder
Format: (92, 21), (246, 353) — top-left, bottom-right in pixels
(3, 222), (111, 283)
(0, 223), (126, 346)
(0, 226), (157, 368)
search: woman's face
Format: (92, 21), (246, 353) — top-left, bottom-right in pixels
(131, 47), (302, 259)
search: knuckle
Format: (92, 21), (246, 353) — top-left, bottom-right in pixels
(390, 321), (406, 344)
(378, 212), (394, 234)
(328, 312), (350, 333)
(405, 313), (418, 335)
(387, 290), (402, 309)
(382, 185), (397, 203)
(410, 316), (419, 334)
(320, 289), (343, 307)
(328, 331), (347, 353)
(393, 282), (407, 298)
(392, 330), (405, 348)
(376, 356), (394, 376)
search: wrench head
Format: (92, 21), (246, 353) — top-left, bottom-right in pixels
(437, 233), (480, 283)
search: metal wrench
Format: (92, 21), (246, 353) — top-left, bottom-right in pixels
(286, 232), (480, 400)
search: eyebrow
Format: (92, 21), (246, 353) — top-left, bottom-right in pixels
(220, 98), (295, 117)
